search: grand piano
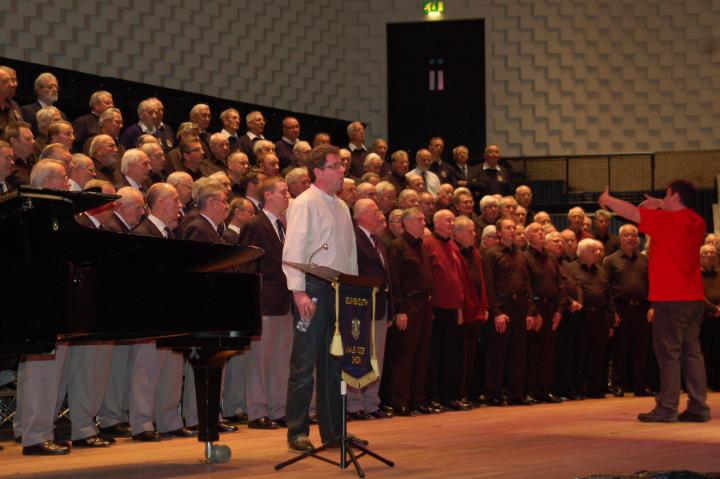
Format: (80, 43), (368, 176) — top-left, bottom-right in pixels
(0, 186), (263, 462)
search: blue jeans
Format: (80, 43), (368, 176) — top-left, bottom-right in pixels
(286, 277), (341, 443)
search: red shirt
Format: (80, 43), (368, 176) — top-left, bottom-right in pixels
(423, 233), (464, 309)
(638, 207), (705, 301)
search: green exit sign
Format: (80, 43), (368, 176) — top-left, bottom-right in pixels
(423, 1), (445, 15)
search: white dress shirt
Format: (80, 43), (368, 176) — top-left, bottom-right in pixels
(282, 184), (358, 291)
(407, 167), (441, 196)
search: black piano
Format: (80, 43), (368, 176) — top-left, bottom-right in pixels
(0, 186), (263, 462)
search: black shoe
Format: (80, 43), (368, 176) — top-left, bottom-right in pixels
(248, 417), (279, 429)
(98, 433), (116, 444)
(634, 388), (655, 397)
(274, 417), (288, 428)
(288, 435), (314, 453)
(100, 422), (132, 438)
(508, 395), (535, 406)
(678, 410), (711, 423)
(132, 430), (161, 442)
(415, 404), (439, 415)
(445, 400), (472, 411)
(218, 422), (238, 433)
(223, 412), (248, 424)
(185, 425), (198, 432)
(459, 398), (475, 409)
(161, 427), (197, 438)
(488, 396), (508, 407)
(369, 408), (393, 419)
(395, 405), (415, 416)
(23, 440), (70, 455)
(638, 410), (678, 423)
(347, 410), (371, 421)
(71, 435), (112, 448)
(14, 436), (21, 444)
(586, 391), (607, 399)
(428, 400), (443, 410)
(537, 393), (562, 404)
(612, 387), (624, 398)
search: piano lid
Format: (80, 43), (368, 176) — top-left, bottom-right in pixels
(0, 186), (264, 272)
(0, 185), (119, 214)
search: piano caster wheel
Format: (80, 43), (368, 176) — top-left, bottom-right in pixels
(204, 442), (232, 464)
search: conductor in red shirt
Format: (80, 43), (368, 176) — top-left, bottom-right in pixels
(600, 180), (710, 423)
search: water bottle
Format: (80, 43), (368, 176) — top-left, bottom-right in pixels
(296, 297), (318, 332)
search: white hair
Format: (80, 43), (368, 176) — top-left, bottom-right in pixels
(120, 148), (146, 175)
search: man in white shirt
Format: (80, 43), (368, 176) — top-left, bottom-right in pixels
(283, 144), (358, 452)
(407, 148), (440, 196)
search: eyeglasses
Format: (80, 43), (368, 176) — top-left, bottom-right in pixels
(323, 162), (344, 170)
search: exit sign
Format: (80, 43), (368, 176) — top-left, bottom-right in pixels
(422, 1), (444, 15)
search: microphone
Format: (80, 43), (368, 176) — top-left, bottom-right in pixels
(308, 243), (328, 267)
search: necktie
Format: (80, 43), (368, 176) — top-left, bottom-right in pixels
(463, 165), (468, 178)
(421, 170), (428, 191)
(372, 235), (385, 266)
(165, 227), (174, 239)
(276, 219), (285, 244)
(0, 181), (5, 194)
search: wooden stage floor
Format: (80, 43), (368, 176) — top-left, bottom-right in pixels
(1, 393), (719, 479)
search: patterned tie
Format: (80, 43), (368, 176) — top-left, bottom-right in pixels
(372, 235), (385, 266)
(276, 219), (285, 244)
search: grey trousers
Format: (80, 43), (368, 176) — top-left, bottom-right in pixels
(98, 345), (132, 428)
(221, 354), (247, 418)
(15, 344), (68, 447)
(60, 345), (112, 440)
(129, 343), (184, 434)
(347, 316), (388, 413)
(652, 301), (710, 416)
(246, 313), (294, 421)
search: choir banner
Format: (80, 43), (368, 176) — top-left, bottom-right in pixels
(330, 283), (380, 389)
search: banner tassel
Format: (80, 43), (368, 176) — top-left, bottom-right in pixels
(330, 282), (343, 356)
(370, 286), (379, 375)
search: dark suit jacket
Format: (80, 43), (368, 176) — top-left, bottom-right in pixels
(222, 227), (239, 244)
(72, 113), (100, 152)
(237, 211), (291, 316)
(349, 147), (368, 178)
(429, 160), (455, 185)
(115, 175), (150, 193)
(75, 213), (101, 230)
(104, 212), (131, 233)
(133, 217), (165, 237)
(274, 139), (295, 171)
(237, 134), (259, 165)
(181, 213), (220, 243)
(467, 164), (511, 208)
(7, 155), (36, 188)
(354, 224), (392, 320)
(21, 101), (66, 133)
(118, 122), (176, 153)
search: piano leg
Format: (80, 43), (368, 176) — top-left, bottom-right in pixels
(189, 350), (236, 463)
